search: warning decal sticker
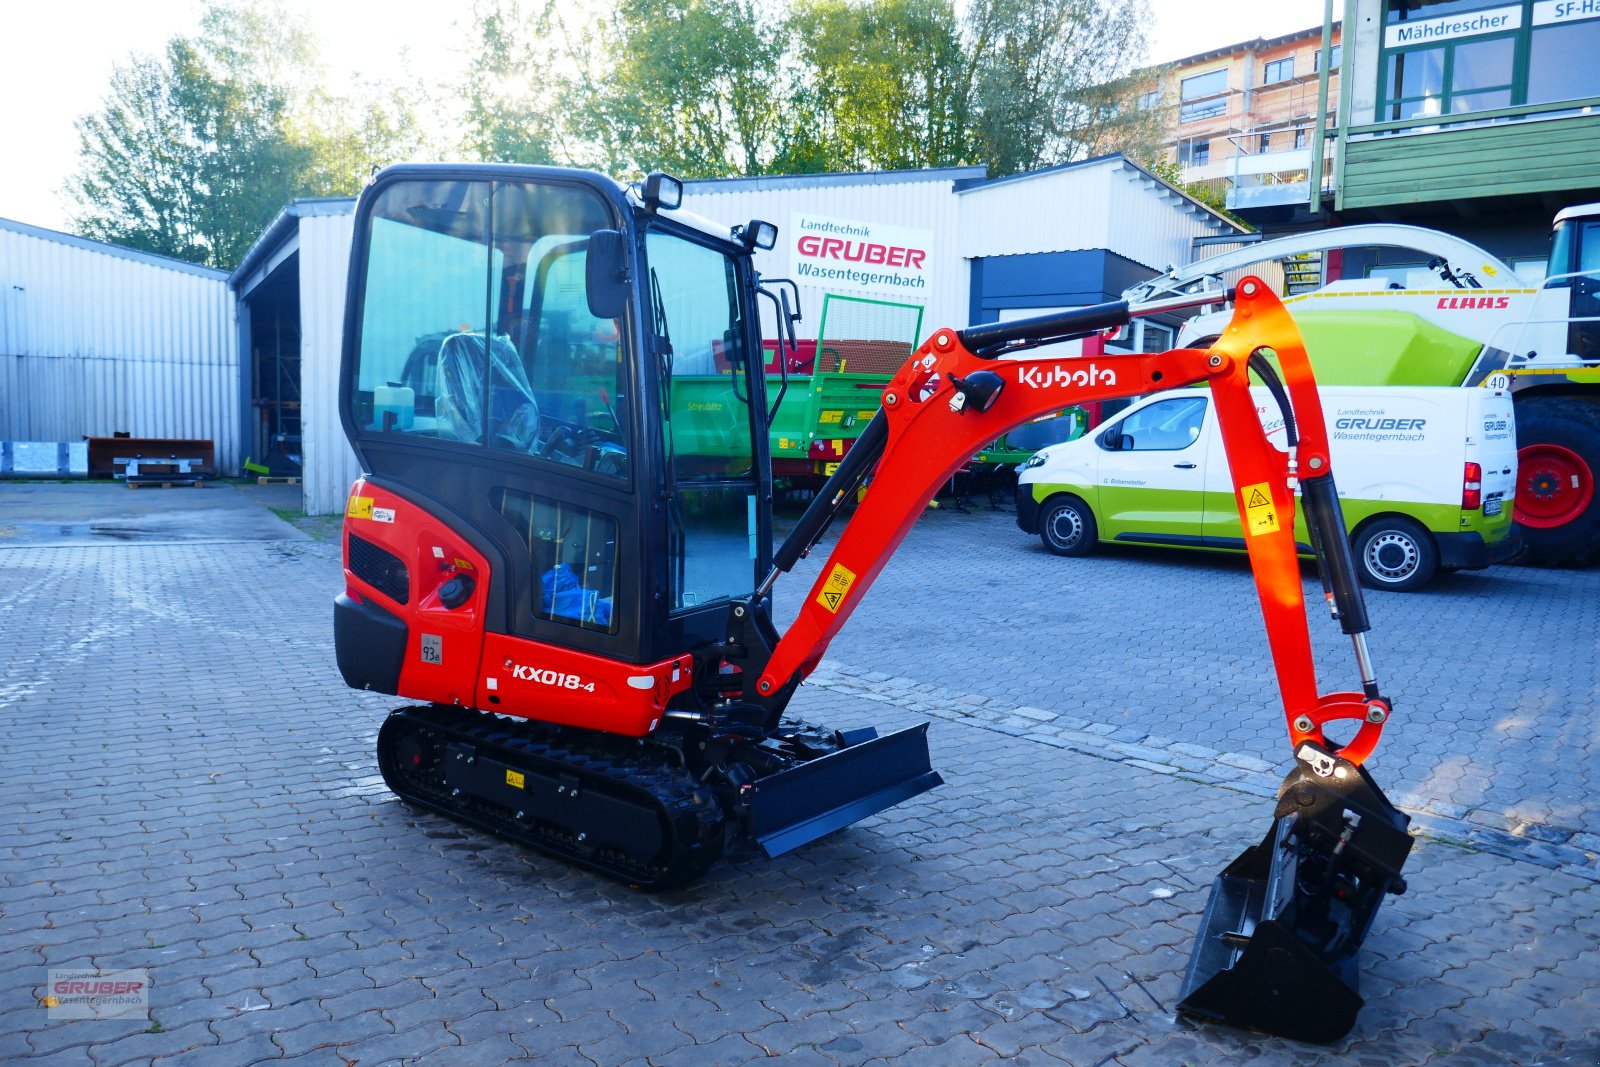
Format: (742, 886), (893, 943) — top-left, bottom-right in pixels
(505, 769), (525, 790)
(816, 562), (858, 614)
(1241, 482), (1280, 536)
(346, 495), (374, 520)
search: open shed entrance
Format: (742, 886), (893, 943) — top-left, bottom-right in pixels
(240, 255), (302, 477)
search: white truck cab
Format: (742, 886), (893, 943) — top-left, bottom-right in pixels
(1015, 385), (1521, 590)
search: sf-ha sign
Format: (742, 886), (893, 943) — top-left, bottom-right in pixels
(789, 213), (934, 298)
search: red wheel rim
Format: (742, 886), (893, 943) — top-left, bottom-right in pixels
(1516, 443), (1595, 528)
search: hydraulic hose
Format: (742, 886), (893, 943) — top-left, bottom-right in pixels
(1248, 350), (1369, 638)
(957, 300), (1131, 357)
(770, 410), (889, 577)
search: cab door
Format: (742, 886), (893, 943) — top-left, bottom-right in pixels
(1093, 394), (1212, 544)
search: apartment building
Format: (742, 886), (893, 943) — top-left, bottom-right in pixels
(1139, 25), (1343, 212)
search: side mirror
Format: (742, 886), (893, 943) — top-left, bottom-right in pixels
(586, 230), (629, 320)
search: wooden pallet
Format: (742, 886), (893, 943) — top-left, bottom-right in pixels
(256, 476), (301, 485)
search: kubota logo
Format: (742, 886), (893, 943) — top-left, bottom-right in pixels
(1017, 364), (1116, 389)
(1436, 296), (1511, 310)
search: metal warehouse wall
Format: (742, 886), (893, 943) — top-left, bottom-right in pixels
(296, 211), (361, 517)
(684, 169), (979, 342)
(0, 221), (238, 470)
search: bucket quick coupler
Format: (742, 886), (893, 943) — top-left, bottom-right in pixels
(1177, 743), (1413, 1043)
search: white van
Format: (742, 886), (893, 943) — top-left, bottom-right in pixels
(1015, 386), (1521, 590)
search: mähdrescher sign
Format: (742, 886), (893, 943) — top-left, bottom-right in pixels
(1384, 4), (1521, 46)
(789, 213), (933, 297)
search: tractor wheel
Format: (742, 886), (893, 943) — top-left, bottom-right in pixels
(1353, 516), (1439, 591)
(1514, 396), (1600, 566)
(1039, 495), (1098, 557)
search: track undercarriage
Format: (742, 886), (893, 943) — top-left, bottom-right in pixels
(376, 704), (939, 889)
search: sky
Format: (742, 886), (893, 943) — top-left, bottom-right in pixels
(0, 0), (1334, 233)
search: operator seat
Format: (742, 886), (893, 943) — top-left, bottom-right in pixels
(433, 331), (543, 451)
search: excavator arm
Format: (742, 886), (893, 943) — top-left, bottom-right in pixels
(726, 278), (1412, 1043)
(751, 278), (1390, 765)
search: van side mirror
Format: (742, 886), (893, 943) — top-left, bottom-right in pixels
(586, 230), (629, 319)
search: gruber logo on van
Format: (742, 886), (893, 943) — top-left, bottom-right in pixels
(789, 212), (934, 298)
(1436, 295), (1511, 310)
(1335, 417), (1427, 430)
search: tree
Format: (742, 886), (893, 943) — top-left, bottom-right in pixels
(574, 0), (786, 177)
(965, 0), (1154, 174)
(780, 0), (971, 173)
(69, 0), (425, 267)
(775, 0), (1154, 176)
(456, 0), (566, 166)
(70, 53), (210, 263)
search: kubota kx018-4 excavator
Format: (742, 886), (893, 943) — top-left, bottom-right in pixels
(335, 164), (1411, 1042)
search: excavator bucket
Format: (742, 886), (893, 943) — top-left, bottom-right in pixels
(748, 723), (942, 857)
(1178, 744), (1412, 1043)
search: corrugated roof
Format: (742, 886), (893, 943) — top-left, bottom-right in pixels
(958, 154), (1247, 236)
(228, 197), (355, 288)
(683, 165), (987, 196)
(0, 216), (230, 280)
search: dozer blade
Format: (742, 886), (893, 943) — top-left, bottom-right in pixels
(1177, 744), (1412, 1043)
(749, 722), (942, 857)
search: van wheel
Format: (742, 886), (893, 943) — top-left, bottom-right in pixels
(1353, 517), (1438, 591)
(1040, 496), (1097, 557)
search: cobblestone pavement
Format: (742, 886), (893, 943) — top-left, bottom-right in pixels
(2, 494), (1597, 1065)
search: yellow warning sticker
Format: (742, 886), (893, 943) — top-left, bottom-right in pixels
(816, 562), (857, 614)
(821, 410), (844, 424)
(1241, 482), (1280, 536)
(346, 495), (374, 520)
(823, 462), (840, 476)
(505, 769), (525, 790)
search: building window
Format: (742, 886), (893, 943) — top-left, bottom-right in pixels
(1314, 44), (1342, 71)
(1263, 57), (1295, 84)
(1378, 0), (1600, 121)
(1528, 14), (1600, 104)
(1178, 139), (1211, 166)
(1179, 69), (1228, 122)
(1258, 132), (1273, 153)
(1136, 89), (1161, 110)
(1294, 127), (1308, 149)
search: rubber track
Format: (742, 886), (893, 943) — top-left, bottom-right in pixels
(377, 705), (725, 889)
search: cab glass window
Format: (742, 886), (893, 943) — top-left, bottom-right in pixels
(354, 180), (499, 444)
(351, 179), (627, 478)
(645, 229), (760, 610)
(495, 488), (618, 634)
(1102, 396), (1208, 451)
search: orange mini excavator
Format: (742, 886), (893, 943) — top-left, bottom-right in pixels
(335, 165), (1411, 1041)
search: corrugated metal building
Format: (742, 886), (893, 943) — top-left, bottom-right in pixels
(0, 218), (238, 470)
(229, 199), (359, 520)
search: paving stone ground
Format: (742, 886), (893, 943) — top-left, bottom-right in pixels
(2, 489), (1597, 1065)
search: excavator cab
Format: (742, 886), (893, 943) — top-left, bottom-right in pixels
(339, 167), (771, 673)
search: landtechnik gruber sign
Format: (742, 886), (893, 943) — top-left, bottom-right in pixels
(789, 212), (934, 297)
